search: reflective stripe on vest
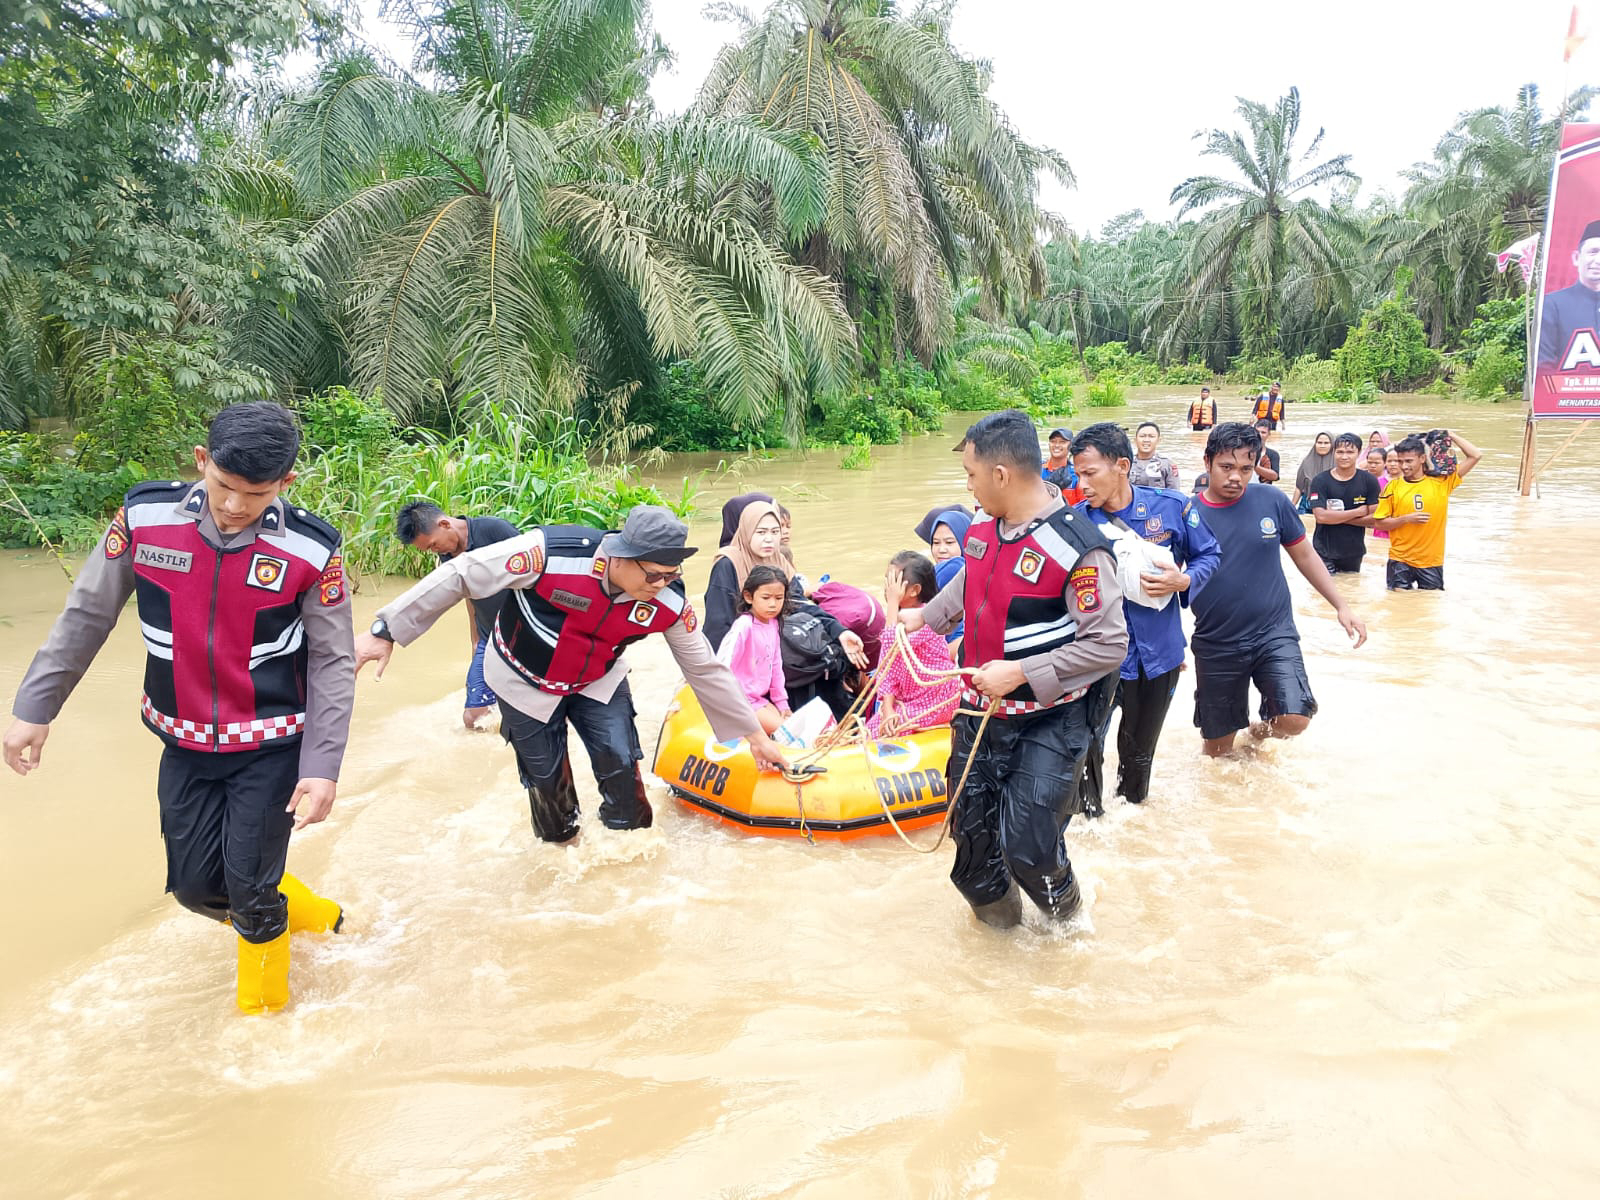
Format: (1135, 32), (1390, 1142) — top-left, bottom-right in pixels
(124, 483), (330, 753)
(491, 526), (685, 692)
(958, 508), (1104, 708)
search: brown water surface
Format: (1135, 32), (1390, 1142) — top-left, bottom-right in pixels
(2, 389), (1598, 1197)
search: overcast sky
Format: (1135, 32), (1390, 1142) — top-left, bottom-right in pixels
(350, 0), (1593, 235)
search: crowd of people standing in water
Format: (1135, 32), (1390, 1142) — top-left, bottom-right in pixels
(1, 392), (1485, 1014)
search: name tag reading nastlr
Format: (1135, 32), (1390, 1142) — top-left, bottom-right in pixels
(135, 545), (194, 573)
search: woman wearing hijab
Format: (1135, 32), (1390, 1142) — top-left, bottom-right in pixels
(704, 500), (803, 650)
(913, 504), (972, 644)
(1292, 431), (1336, 513)
(718, 492), (774, 548)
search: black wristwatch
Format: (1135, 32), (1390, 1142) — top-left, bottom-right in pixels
(370, 618), (394, 642)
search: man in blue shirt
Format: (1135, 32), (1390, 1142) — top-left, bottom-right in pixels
(1071, 422), (1222, 813)
(1191, 423), (1367, 756)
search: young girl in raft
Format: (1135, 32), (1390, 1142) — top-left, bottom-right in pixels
(716, 565), (792, 734)
(867, 551), (962, 738)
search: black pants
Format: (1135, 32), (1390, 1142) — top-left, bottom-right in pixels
(946, 698), (1092, 919)
(1387, 561), (1444, 590)
(499, 681), (650, 842)
(157, 742), (299, 944)
(1082, 666), (1181, 813)
(1318, 552), (1365, 574)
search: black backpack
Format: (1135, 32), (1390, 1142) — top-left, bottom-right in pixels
(781, 604), (846, 688)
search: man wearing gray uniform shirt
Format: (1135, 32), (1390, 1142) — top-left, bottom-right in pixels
(355, 505), (788, 844)
(3, 403), (355, 1015)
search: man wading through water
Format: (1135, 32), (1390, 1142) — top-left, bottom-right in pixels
(1191, 422), (1368, 756)
(4, 403), (354, 1015)
(354, 506), (788, 842)
(395, 502), (520, 729)
(901, 410), (1128, 928)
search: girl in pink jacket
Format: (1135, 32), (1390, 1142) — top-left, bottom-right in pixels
(715, 565), (791, 733)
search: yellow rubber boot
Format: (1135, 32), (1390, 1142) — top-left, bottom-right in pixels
(236, 931), (291, 1015)
(279, 873), (344, 934)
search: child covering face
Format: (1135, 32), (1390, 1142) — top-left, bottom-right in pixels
(716, 565), (791, 734)
(866, 551), (962, 739)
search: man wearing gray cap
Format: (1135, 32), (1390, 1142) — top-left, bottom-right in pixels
(1538, 219), (1600, 367)
(354, 505), (788, 842)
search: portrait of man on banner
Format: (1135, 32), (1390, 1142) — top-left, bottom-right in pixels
(1533, 122), (1600, 416)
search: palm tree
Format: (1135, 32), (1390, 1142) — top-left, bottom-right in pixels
(1165, 88), (1362, 363)
(696, 0), (1069, 364)
(1371, 83), (1596, 345)
(263, 0), (853, 433)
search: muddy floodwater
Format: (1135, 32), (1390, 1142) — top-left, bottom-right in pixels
(2, 389), (1598, 1197)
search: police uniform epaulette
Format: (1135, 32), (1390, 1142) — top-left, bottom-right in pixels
(123, 479), (191, 506)
(280, 503), (341, 548)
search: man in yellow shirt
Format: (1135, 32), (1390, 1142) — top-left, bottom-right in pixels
(1372, 431), (1483, 589)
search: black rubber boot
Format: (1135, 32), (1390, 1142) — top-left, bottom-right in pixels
(969, 884), (1024, 929)
(1042, 875), (1082, 923)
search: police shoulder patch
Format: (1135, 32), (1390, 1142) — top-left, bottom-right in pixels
(317, 554), (345, 606)
(1070, 564), (1100, 613)
(682, 603), (699, 633)
(104, 508), (130, 559)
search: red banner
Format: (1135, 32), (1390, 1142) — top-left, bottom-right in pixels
(1532, 122), (1600, 417)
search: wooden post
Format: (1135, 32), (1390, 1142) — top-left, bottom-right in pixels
(1528, 419), (1591, 489)
(1518, 413), (1538, 496)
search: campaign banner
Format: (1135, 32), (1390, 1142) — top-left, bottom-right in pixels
(1533, 122), (1600, 417)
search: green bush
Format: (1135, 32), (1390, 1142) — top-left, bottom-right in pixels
(813, 390), (903, 444)
(1462, 343), (1521, 398)
(297, 387), (395, 455)
(76, 338), (265, 474)
(1081, 341), (1161, 384)
(0, 432), (148, 549)
(1159, 360), (1213, 385)
(1085, 375), (1128, 407)
(631, 360), (788, 451)
(1026, 366), (1077, 417)
(839, 433), (873, 470)
(1285, 354), (1340, 396)
(939, 361), (1026, 411)
(1457, 297), (1526, 399)
(1226, 351), (1290, 386)
(875, 359), (945, 433)
(1334, 272), (1440, 390)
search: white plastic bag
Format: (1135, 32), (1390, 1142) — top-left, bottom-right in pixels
(1103, 522), (1178, 611)
(774, 696), (837, 748)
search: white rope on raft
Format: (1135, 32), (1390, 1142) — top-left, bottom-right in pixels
(781, 622), (999, 854)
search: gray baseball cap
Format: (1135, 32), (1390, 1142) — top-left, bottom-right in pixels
(607, 505), (699, 565)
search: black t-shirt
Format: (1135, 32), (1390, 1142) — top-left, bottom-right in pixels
(1190, 484), (1305, 653)
(1308, 468), (1380, 563)
(445, 516), (521, 639)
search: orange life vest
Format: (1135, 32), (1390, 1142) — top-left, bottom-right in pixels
(1251, 394), (1285, 422)
(1188, 399), (1216, 428)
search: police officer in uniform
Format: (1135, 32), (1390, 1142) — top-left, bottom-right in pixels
(354, 506), (787, 842)
(901, 410), (1128, 928)
(4, 403), (355, 1015)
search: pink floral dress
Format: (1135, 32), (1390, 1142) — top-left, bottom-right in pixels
(866, 625), (961, 738)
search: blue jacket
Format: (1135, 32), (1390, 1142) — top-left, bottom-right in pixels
(1075, 486), (1222, 679)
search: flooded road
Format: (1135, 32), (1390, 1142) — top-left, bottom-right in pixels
(3, 389), (1599, 1197)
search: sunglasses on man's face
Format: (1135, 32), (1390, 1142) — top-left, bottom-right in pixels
(639, 566), (682, 584)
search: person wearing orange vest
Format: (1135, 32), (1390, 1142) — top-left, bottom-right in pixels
(1251, 381), (1287, 429)
(1187, 386), (1218, 431)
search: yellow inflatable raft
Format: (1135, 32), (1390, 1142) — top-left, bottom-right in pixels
(653, 685), (953, 839)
